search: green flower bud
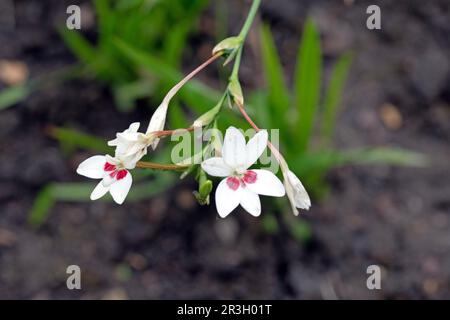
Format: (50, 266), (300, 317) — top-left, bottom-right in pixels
(228, 77), (244, 106)
(212, 36), (242, 56)
(192, 99), (223, 128)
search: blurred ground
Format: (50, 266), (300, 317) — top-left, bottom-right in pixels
(0, 0), (449, 299)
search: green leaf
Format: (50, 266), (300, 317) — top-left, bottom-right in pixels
(261, 213), (279, 234)
(29, 185), (55, 227)
(164, 21), (192, 67)
(291, 147), (428, 175)
(113, 80), (154, 112)
(113, 38), (220, 103)
(0, 84), (31, 110)
(294, 18), (322, 153)
(289, 219), (312, 242)
(168, 99), (189, 129)
(48, 126), (112, 154)
(339, 147), (428, 167)
(248, 90), (271, 129)
(94, 0), (114, 42)
(260, 24), (290, 124)
(59, 29), (97, 66)
(321, 52), (352, 147)
(28, 174), (176, 228)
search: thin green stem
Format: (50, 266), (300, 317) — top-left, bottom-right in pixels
(231, 46), (243, 79)
(230, 0), (261, 79)
(238, 0), (262, 41)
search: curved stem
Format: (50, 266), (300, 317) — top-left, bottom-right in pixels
(235, 101), (283, 162)
(231, 46), (243, 79)
(153, 126), (195, 138)
(136, 161), (188, 171)
(161, 53), (222, 106)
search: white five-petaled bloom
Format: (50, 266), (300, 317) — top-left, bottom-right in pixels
(201, 127), (285, 218)
(76, 154), (135, 204)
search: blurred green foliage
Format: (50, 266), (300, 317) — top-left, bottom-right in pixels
(0, 0), (424, 233)
(249, 19), (425, 240)
(60, 0), (210, 112)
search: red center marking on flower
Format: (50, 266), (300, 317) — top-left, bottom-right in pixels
(243, 170), (257, 184)
(104, 162), (116, 172)
(226, 177), (240, 191)
(116, 170), (128, 180)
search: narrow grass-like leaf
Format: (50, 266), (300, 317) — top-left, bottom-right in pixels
(260, 24), (290, 127)
(321, 52), (352, 147)
(114, 38), (220, 103)
(47, 126), (112, 154)
(29, 185), (55, 227)
(168, 100), (189, 129)
(113, 80), (155, 112)
(59, 29), (97, 65)
(294, 18), (322, 153)
(29, 173), (176, 227)
(163, 21), (191, 67)
(0, 84), (31, 110)
(291, 147), (428, 175)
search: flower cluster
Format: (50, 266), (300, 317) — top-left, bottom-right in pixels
(76, 1), (310, 216)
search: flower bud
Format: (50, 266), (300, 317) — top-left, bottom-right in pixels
(194, 170), (213, 205)
(212, 36), (241, 56)
(228, 77), (244, 106)
(192, 99), (223, 128)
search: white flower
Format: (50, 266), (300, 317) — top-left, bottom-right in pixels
(108, 122), (150, 164)
(201, 127), (285, 218)
(280, 164), (311, 215)
(76, 154), (134, 205)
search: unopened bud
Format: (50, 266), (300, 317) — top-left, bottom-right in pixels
(228, 78), (244, 106)
(192, 99), (223, 128)
(212, 36), (241, 56)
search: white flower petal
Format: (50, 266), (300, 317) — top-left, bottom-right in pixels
(90, 181), (110, 200)
(101, 174), (116, 187)
(215, 178), (241, 218)
(240, 188), (261, 217)
(222, 126), (246, 169)
(146, 102), (169, 149)
(107, 138), (118, 146)
(245, 130), (268, 168)
(108, 122), (140, 146)
(128, 122), (140, 132)
(201, 157), (232, 177)
(76, 155), (106, 179)
(109, 172), (132, 205)
(105, 155), (120, 165)
(287, 170), (311, 210)
(246, 169), (285, 197)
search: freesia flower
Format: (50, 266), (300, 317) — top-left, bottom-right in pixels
(76, 154), (135, 204)
(201, 127), (285, 218)
(108, 122), (150, 164)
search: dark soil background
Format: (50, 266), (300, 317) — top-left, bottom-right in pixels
(0, 0), (449, 299)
